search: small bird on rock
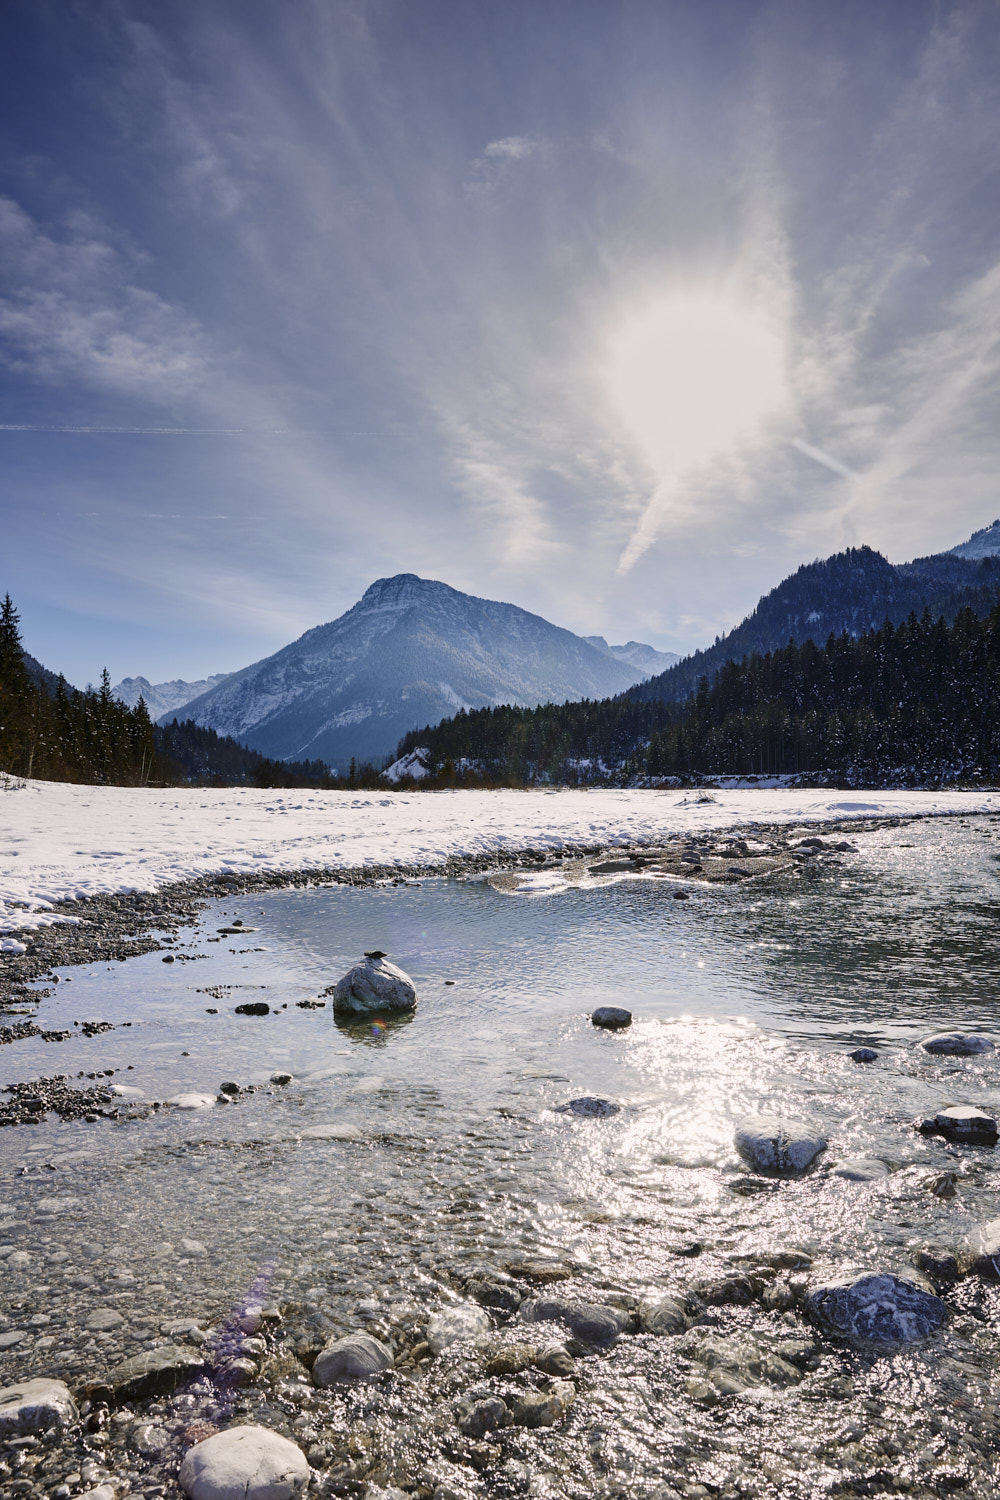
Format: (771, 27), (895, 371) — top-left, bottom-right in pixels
(364, 950), (387, 960)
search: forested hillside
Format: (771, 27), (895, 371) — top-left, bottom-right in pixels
(396, 607), (1000, 786)
(0, 594), (373, 787)
(629, 547), (1000, 705)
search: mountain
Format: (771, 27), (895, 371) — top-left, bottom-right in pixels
(949, 518), (1000, 560)
(112, 673), (231, 721)
(25, 652), (71, 696)
(584, 637), (680, 676)
(628, 537), (1000, 705)
(173, 574), (650, 769)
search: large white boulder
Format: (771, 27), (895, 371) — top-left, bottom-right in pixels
(179, 1425), (308, 1500)
(0, 1377), (77, 1436)
(734, 1114), (826, 1175)
(312, 1331), (393, 1386)
(328, 956), (417, 1016)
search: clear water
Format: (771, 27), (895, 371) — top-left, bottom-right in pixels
(3, 815), (1000, 1497)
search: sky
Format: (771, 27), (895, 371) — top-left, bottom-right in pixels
(2, 0), (1000, 686)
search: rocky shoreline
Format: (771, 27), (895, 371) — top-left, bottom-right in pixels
(3, 809), (998, 1500)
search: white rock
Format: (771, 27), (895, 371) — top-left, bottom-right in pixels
(181, 1238), (207, 1256)
(86, 1307), (124, 1331)
(426, 1303), (491, 1354)
(0, 1377), (78, 1436)
(167, 1093), (217, 1110)
(179, 1424), (308, 1500)
(734, 1114), (826, 1174)
(330, 957), (417, 1016)
(110, 1084), (144, 1098)
(312, 1332), (393, 1386)
(77, 1488), (116, 1500)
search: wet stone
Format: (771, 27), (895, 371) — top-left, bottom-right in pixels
(831, 1157), (891, 1182)
(506, 1379), (575, 1428)
(804, 1272), (947, 1348)
(312, 1331), (393, 1385)
(591, 1006), (632, 1030)
(961, 1218), (1000, 1279)
(427, 1303), (491, 1354)
(108, 1342), (207, 1399)
(553, 1097), (621, 1118)
(850, 1047), (878, 1063)
(734, 1114), (827, 1174)
(917, 1106), (998, 1145)
(911, 1246), (960, 1287)
(520, 1296), (626, 1349)
(640, 1295), (692, 1336)
(921, 1033), (994, 1055)
(457, 1396), (510, 1439)
(327, 955), (417, 1016)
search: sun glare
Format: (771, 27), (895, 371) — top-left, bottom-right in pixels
(607, 288), (789, 493)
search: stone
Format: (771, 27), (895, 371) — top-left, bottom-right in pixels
(426, 1303), (491, 1354)
(109, 1343), (207, 1400)
(235, 1002), (270, 1017)
(182, 1237), (207, 1255)
(640, 1295), (691, 1335)
(520, 1296), (626, 1349)
(534, 1343), (576, 1376)
(270, 1073), (293, 1086)
(312, 1332), (393, 1385)
(850, 1048), (878, 1063)
(921, 1033), (994, 1055)
(457, 1396), (510, 1438)
(167, 1093), (216, 1110)
(734, 1114), (826, 1175)
(688, 1333), (804, 1394)
(591, 1007), (632, 1030)
(917, 1106), (998, 1145)
(553, 1097), (621, 1118)
(130, 1421), (171, 1456)
(327, 956), (417, 1016)
(911, 1247), (959, 1287)
(831, 1157), (891, 1182)
(507, 1380), (575, 1428)
(85, 1307), (124, 1331)
(0, 1377), (78, 1436)
(961, 1218), (1000, 1279)
(179, 1424), (308, 1500)
(465, 1273), (522, 1314)
(804, 1272), (946, 1348)
(77, 1488), (116, 1500)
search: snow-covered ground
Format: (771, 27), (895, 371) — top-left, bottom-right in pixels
(2, 779), (998, 935)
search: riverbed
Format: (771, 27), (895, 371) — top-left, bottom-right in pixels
(2, 813), (1000, 1499)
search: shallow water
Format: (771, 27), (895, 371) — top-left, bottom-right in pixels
(3, 815), (1000, 1498)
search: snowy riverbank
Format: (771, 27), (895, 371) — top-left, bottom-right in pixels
(3, 779), (999, 935)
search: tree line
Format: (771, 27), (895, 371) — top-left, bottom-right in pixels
(0, 595), (387, 788)
(395, 606), (1000, 786)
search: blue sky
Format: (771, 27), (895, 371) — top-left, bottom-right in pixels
(2, 0), (1000, 685)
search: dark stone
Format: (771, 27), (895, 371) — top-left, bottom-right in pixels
(458, 1396), (510, 1438)
(911, 1246), (959, 1287)
(804, 1273), (946, 1348)
(554, 1097), (621, 1118)
(672, 890), (690, 900)
(234, 1002), (270, 1016)
(108, 1344), (207, 1400)
(921, 1033), (994, 1056)
(917, 1106), (998, 1146)
(961, 1218), (1000, 1279)
(591, 1006), (632, 1030)
(520, 1296), (625, 1349)
(850, 1048), (878, 1063)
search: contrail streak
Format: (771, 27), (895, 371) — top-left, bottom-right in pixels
(790, 437), (858, 480)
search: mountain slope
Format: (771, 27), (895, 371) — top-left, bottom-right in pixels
(585, 637), (679, 676)
(629, 542), (1000, 704)
(113, 673), (230, 720)
(175, 574), (648, 768)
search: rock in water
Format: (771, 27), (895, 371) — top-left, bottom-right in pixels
(804, 1272), (946, 1348)
(831, 1158), (891, 1182)
(327, 956), (417, 1016)
(961, 1218), (1000, 1279)
(507, 1380), (575, 1428)
(312, 1332), (393, 1385)
(108, 1344), (207, 1400)
(426, 1304), (491, 1354)
(640, 1296), (691, 1335)
(921, 1033), (994, 1055)
(179, 1424), (308, 1500)
(520, 1296), (626, 1349)
(734, 1114), (826, 1175)
(591, 1006), (632, 1030)
(850, 1047), (878, 1063)
(917, 1106), (998, 1145)
(553, 1097), (621, 1118)
(0, 1378), (77, 1436)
